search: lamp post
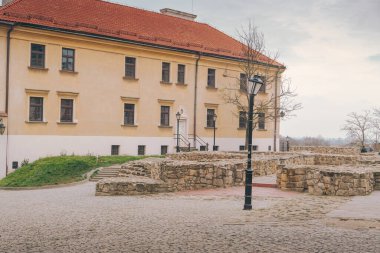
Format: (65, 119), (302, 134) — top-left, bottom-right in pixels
(0, 118), (5, 135)
(244, 75), (264, 210)
(213, 113), (217, 151)
(176, 112), (181, 153)
(286, 136), (290, 152)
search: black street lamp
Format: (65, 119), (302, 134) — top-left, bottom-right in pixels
(286, 136), (290, 152)
(0, 118), (5, 135)
(213, 113), (217, 151)
(244, 75), (264, 210)
(176, 112), (181, 153)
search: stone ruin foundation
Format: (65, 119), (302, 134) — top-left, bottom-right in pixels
(96, 147), (380, 196)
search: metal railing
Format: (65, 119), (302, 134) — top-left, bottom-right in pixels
(173, 134), (191, 152)
(188, 134), (209, 151)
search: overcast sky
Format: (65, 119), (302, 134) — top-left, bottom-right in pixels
(113, 0), (380, 138)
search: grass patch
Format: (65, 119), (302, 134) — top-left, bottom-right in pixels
(0, 155), (149, 187)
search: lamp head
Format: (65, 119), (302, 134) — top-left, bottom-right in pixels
(0, 118), (5, 135)
(213, 113), (217, 122)
(248, 75), (264, 95)
(176, 112), (181, 120)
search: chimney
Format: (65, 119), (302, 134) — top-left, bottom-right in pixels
(2, 0), (14, 6)
(160, 8), (197, 21)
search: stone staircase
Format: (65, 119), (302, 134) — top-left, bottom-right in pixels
(374, 172), (380, 190)
(90, 165), (122, 182)
(179, 147), (198, 152)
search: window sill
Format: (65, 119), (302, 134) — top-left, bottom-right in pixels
(205, 127), (218, 129)
(160, 81), (173, 85)
(237, 127), (246, 130)
(121, 124), (138, 127)
(28, 66), (49, 71)
(206, 86), (218, 90)
(57, 121), (78, 125)
(25, 120), (48, 124)
(176, 83), (188, 86)
(60, 69), (78, 74)
(123, 76), (139, 81)
(257, 128), (267, 131)
(158, 125), (173, 129)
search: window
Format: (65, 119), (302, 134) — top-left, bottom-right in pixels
(207, 69), (216, 87)
(268, 145), (272, 151)
(177, 64), (185, 84)
(62, 48), (75, 71)
(160, 106), (170, 126)
(239, 111), (247, 128)
(258, 76), (266, 93)
(240, 73), (247, 91)
(29, 97), (43, 122)
(200, 146), (207, 151)
(162, 62), (170, 82)
(253, 145), (258, 151)
(258, 113), (265, 130)
(30, 44), (45, 68)
(138, 145), (146, 156)
(111, 145), (120, 156)
(12, 161), (19, 169)
(60, 99), (74, 123)
(239, 145), (246, 151)
(213, 146), (219, 151)
(124, 104), (135, 125)
(125, 57), (136, 78)
(161, 145), (168, 155)
(207, 109), (216, 128)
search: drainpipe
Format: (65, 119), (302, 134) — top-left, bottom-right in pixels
(193, 53), (201, 148)
(5, 24), (14, 176)
(6, 24), (14, 114)
(273, 69), (279, 152)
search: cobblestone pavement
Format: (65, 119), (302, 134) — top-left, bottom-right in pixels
(0, 182), (379, 253)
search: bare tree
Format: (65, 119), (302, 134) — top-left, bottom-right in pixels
(221, 21), (302, 149)
(371, 108), (380, 150)
(341, 110), (373, 149)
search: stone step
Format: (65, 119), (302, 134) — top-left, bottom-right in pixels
(97, 171), (119, 174)
(95, 173), (118, 177)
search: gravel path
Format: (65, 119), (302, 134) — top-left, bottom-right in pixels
(0, 183), (379, 253)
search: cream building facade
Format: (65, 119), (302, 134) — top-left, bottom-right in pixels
(0, 0), (285, 178)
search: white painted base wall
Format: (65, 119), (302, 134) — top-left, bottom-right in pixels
(0, 135), (6, 179)
(0, 135), (276, 179)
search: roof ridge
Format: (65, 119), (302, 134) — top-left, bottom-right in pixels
(0, 0), (25, 10)
(97, 0), (207, 26)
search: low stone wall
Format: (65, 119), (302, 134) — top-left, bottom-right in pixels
(167, 152), (246, 161)
(313, 154), (359, 165)
(97, 151), (378, 196)
(160, 160), (246, 191)
(96, 177), (169, 196)
(119, 158), (164, 179)
(277, 165), (376, 196)
(290, 146), (359, 155)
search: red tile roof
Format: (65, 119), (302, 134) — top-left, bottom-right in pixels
(0, 0), (282, 66)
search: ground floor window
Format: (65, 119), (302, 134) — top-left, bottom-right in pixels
(253, 145), (258, 151)
(213, 146), (219, 151)
(161, 145), (168, 155)
(111, 145), (120, 156)
(138, 145), (146, 156)
(200, 146), (207, 151)
(239, 145), (246, 151)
